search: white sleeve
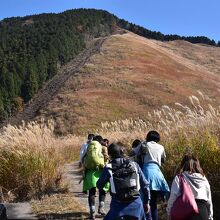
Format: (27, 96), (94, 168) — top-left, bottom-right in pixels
(205, 178), (213, 220)
(79, 143), (87, 163)
(161, 145), (166, 159)
(166, 175), (181, 215)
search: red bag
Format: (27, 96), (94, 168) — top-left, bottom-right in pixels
(170, 174), (199, 220)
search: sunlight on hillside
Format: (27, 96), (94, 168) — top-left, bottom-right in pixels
(38, 33), (220, 135)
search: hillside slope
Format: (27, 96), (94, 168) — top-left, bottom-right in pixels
(0, 9), (116, 122)
(7, 37), (107, 127)
(14, 32), (220, 134)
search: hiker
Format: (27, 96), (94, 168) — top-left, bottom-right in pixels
(166, 154), (213, 220)
(102, 138), (110, 163)
(132, 139), (142, 149)
(97, 142), (151, 220)
(83, 135), (109, 219)
(130, 130), (170, 220)
(79, 133), (95, 167)
(103, 138), (110, 147)
(116, 141), (127, 157)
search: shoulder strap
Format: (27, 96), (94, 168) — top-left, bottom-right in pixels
(142, 141), (150, 151)
(177, 174), (185, 189)
(106, 163), (116, 194)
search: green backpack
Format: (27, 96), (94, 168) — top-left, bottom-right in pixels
(84, 141), (105, 170)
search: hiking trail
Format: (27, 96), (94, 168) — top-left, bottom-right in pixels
(64, 162), (111, 219)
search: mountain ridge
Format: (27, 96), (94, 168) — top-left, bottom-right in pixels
(0, 9), (219, 132)
(23, 32), (220, 135)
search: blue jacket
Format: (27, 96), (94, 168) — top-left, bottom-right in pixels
(97, 158), (150, 220)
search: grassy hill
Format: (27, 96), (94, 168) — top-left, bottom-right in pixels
(1, 8), (219, 125)
(32, 32), (220, 135)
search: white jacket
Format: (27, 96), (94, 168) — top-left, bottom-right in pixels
(167, 171), (213, 220)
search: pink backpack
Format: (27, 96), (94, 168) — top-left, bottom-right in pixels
(170, 174), (199, 220)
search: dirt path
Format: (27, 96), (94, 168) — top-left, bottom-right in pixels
(63, 162), (111, 219)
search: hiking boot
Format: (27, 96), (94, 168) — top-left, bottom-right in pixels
(98, 207), (106, 216)
(89, 211), (95, 220)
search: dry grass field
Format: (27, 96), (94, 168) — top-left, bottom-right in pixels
(35, 32), (220, 135)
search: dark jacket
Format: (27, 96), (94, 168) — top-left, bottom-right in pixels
(97, 157), (150, 220)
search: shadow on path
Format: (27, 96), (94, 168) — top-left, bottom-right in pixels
(37, 211), (88, 220)
(37, 211), (105, 219)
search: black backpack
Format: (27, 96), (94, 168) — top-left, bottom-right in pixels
(140, 141), (149, 155)
(110, 159), (140, 202)
(134, 142), (149, 169)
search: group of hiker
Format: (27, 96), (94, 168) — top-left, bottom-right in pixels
(79, 131), (213, 220)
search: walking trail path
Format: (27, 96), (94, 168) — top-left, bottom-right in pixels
(3, 162), (110, 220)
(64, 162), (111, 219)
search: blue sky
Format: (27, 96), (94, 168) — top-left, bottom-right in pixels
(0, 0), (219, 42)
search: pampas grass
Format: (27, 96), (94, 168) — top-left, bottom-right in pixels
(0, 92), (219, 205)
(0, 119), (83, 201)
(97, 94), (220, 190)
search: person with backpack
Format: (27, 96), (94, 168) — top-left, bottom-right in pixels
(97, 142), (151, 220)
(166, 154), (213, 220)
(79, 133), (95, 167)
(130, 130), (169, 220)
(83, 135), (109, 219)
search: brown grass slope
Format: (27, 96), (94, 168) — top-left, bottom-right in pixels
(32, 32), (220, 134)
